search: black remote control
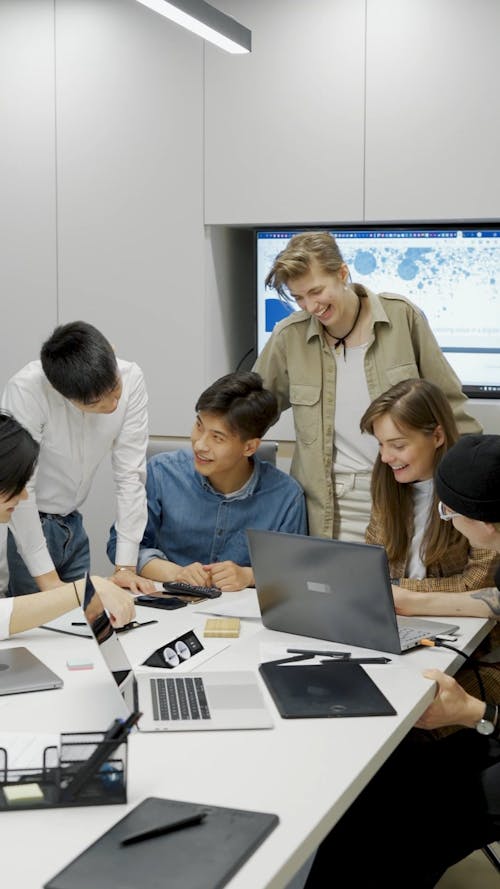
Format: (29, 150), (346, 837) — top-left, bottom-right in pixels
(163, 581), (222, 599)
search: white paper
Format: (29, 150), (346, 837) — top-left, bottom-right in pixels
(0, 732), (59, 769)
(192, 589), (261, 620)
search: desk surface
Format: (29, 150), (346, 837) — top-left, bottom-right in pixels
(0, 591), (493, 889)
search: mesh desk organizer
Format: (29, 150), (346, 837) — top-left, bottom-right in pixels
(0, 728), (129, 811)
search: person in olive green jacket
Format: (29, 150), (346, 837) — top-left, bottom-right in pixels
(254, 231), (481, 542)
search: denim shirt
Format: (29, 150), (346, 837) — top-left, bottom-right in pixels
(107, 449), (307, 572)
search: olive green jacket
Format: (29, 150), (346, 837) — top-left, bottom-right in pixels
(254, 290), (482, 537)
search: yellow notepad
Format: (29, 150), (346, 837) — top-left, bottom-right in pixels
(3, 782), (44, 804)
(204, 618), (240, 638)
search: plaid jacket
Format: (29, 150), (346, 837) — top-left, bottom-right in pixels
(366, 510), (499, 592)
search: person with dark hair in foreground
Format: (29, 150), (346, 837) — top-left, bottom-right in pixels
(1, 321), (154, 596)
(304, 434), (500, 889)
(0, 410), (135, 637)
(108, 372), (307, 591)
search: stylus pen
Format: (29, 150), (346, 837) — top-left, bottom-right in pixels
(115, 619), (159, 634)
(321, 656), (392, 665)
(120, 812), (207, 847)
(40, 625), (92, 639)
(287, 648), (348, 658)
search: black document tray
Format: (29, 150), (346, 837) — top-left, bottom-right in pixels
(259, 660), (397, 718)
(0, 731), (127, 811)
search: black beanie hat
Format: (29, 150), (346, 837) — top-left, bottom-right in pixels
(435, 434), (500, 523)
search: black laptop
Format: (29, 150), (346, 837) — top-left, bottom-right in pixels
(247, 530), (459, 655)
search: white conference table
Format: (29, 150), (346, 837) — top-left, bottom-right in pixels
(0, 590), (493, 889)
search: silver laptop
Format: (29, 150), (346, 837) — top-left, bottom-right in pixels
(247, 529), (459, 655)
(82, 576), (272, 731)
(0, 647), (63, 695)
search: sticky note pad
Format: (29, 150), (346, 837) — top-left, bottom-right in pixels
(67, 658), (94, 670)
(204, 618), (240, 638)
(3, 783), (44, 804)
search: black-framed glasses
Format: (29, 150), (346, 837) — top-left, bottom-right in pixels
(438, 500), (461, 522)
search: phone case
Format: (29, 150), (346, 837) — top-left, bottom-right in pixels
(136, 596), (187, 611)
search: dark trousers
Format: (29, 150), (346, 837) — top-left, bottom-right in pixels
(7, 510), (90, 596)
(304, 729), (500, 889)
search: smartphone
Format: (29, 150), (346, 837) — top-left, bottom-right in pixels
(135, 595), (187, 611)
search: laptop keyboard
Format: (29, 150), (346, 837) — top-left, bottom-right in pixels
(150, 676), (211, 721)
(398, 625), (424, 649)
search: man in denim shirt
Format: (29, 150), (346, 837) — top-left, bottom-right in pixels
(107, 372), (307, 591)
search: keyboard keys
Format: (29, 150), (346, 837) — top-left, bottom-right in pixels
(150, 677), (211, 722)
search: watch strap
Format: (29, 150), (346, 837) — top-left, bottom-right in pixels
(484, 701), (497, 726)
(476, 701), (498, 736)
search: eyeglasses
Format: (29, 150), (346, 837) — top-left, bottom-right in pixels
(438, 500), (461, 522)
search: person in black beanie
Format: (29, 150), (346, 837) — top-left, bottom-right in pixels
(303, 434), (500, 889)
(392, 433), (500, 618)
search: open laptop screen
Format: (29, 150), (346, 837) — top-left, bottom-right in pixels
(82, 575), (136, 710)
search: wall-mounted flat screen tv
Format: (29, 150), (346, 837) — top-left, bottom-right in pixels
(256, 224), (500, 398)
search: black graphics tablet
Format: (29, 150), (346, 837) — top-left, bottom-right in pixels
(44, 796), (279, 889)
(259, 660), (396, 719)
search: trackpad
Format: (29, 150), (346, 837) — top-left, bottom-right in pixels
(208, 684), (264, 710)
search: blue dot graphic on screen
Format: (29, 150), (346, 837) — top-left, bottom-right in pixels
(397, 258), (419, 281)
(353, 250), (377, 275)
(265, 298), (293, 332)
(397, 247), (432, 282)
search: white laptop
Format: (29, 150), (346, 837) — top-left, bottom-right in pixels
(247, 529), (459, 655)
(82, 576), (272, 732)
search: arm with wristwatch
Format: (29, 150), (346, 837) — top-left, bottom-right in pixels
(416, 668), (499, 737)
(111, 565), (155, 595)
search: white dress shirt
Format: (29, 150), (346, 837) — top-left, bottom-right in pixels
(0, 598), (13, 640)
(2, 358), (148, 576)
(0, 525), (12, 639)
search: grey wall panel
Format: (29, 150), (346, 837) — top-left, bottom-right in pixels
(204, 226), (255, 378)
(0, 0), (57, 386)
(55, 0), (206, 435)
(204, 0), (366, 225)
(364, 0), (500, 220)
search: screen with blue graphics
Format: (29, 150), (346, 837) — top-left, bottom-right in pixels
(256, 225), (500, 398)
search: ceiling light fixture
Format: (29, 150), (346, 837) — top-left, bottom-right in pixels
(135, 0), (251, 54)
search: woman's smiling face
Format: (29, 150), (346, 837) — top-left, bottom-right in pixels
(372, 413), (444, 483)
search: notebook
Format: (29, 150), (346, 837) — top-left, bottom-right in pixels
(0, 647), (63, 696)
(247, 529), (459, 655)
(82, 577), (272, 732)
(259, 659), (396, 719)
(44, 796), (279, 889)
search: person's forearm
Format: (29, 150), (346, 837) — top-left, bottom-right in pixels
(34, 569), (63, 591)
(9, 579), (84, 636)
(461, 696), (487, 729)
(410, 589), (494, 618)
(140, 558), (181, 583)
(244, 567), (255, 587)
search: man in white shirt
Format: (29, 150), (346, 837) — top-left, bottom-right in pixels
(0, 409), (135, 634)
(2, 321), (154, 596)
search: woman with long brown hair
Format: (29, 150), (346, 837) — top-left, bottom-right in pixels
(360, 377), (497, 592)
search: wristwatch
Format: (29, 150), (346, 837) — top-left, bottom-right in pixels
(474, 702), (498, 736)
